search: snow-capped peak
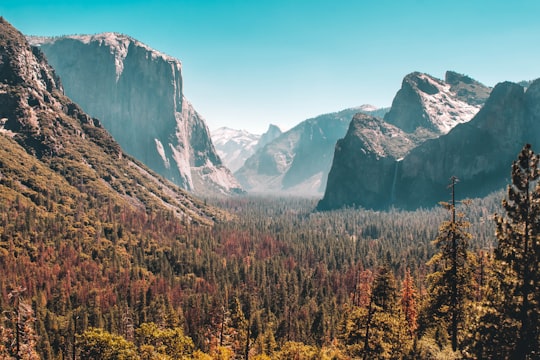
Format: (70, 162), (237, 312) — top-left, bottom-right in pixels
(415, 73), (480, 133)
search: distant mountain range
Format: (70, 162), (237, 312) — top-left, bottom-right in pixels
(319, 71), (540, 210)
(0, 17), (220, 224)
(28, 33), (242, 196)
(211, 124), (282, 173)
(233, 105), (389, 196)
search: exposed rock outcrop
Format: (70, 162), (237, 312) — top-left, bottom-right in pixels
(211, 124), (282, 173)
(235, 106), (387, 196)
(384, 71), (489, 134)
(318, 114), (416, 209)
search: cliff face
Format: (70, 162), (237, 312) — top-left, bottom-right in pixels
(319, 79), (540, 211)
(318, 114), (416, 210)
(0, 18), (221, 224)
(29, 34), (242, 195)
(396, 81), (538, 208)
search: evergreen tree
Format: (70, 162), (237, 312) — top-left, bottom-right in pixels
(472, 144), (540, 359)
(341, 265), (410, 359)
(424, 177), (475, 353)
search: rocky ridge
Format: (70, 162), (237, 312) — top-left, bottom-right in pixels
(211, 124), (282, 173)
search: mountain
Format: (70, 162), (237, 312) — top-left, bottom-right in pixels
(319, 76), (540, 210)
(383, 71), (490, 135)
(317, 113), (417, 209)
(0, 17), (220, 225)
(235, 106), (388, 196)
(211, 124), (282, 173)
(28, 33), (242, 196)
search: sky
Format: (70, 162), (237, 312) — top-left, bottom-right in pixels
(1, 0), (539, 134)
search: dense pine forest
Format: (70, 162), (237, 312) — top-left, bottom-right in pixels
(1, 146), (539, 359)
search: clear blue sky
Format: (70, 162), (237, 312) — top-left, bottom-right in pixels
(2, 0), (539, 133)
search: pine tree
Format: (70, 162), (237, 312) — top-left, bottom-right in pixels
(341, 265), (410, 359)
(425, 177), (475, 352)
(492, 144), (540, 358)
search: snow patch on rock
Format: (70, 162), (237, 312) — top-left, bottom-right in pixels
(154, 138), (170, 169)
(416, 73), (481, 134)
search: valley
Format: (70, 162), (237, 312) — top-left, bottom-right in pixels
(0, 10), (539, 359)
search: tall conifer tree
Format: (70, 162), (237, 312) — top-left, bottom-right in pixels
(493, 144), (540, 359)
(425, 177), (475, 352)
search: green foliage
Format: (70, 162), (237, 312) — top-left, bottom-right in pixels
(77, 328), (138, 360)
(135, 322), (194, 359)
(468, 144), (540, 358)
(423, 180), (476, 353)
(275, 341), (318, 360)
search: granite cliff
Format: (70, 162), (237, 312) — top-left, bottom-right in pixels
(211, 124), (282, 173)
(318, 71), (503, 210)
(384, 71), (490, 135)
(319, 78), (540, 210)
(0, 17), (221, 224)
(29, 33), (242, 196)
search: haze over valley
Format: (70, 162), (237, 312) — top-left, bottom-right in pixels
(1, 1), (540, 357)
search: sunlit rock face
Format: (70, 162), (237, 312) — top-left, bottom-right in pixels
(0, 17), (219, 224)
(29, 33), (242, 195)
(384, 71), (490, 135)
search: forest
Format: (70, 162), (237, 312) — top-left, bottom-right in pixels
(0, 145), (539, 359)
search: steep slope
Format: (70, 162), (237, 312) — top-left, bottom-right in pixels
(0, 17), (220, 225)
(235, 106), (387, 196)
(211, 124), (282, 173)
(319, 79), (540, 210)
(28, 33), (242, 196)
(384, 71), (489, 134)
(318, 113), (417, 209)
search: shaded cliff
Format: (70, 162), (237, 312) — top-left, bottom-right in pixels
(318, 114), (416, 210)
(319, 79), (540, 211)
(29, 33), (242, 195)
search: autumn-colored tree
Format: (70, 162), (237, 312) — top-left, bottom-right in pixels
(135, 322), (194, 359)
(401, 268), (418, 338)
(341, 265), (410, 359)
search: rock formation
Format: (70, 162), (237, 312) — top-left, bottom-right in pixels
(211, 124), (282, 173)
(0, 17), (220, 224)
(28, 33), (242, 196)
(318, 71), (520, 211)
